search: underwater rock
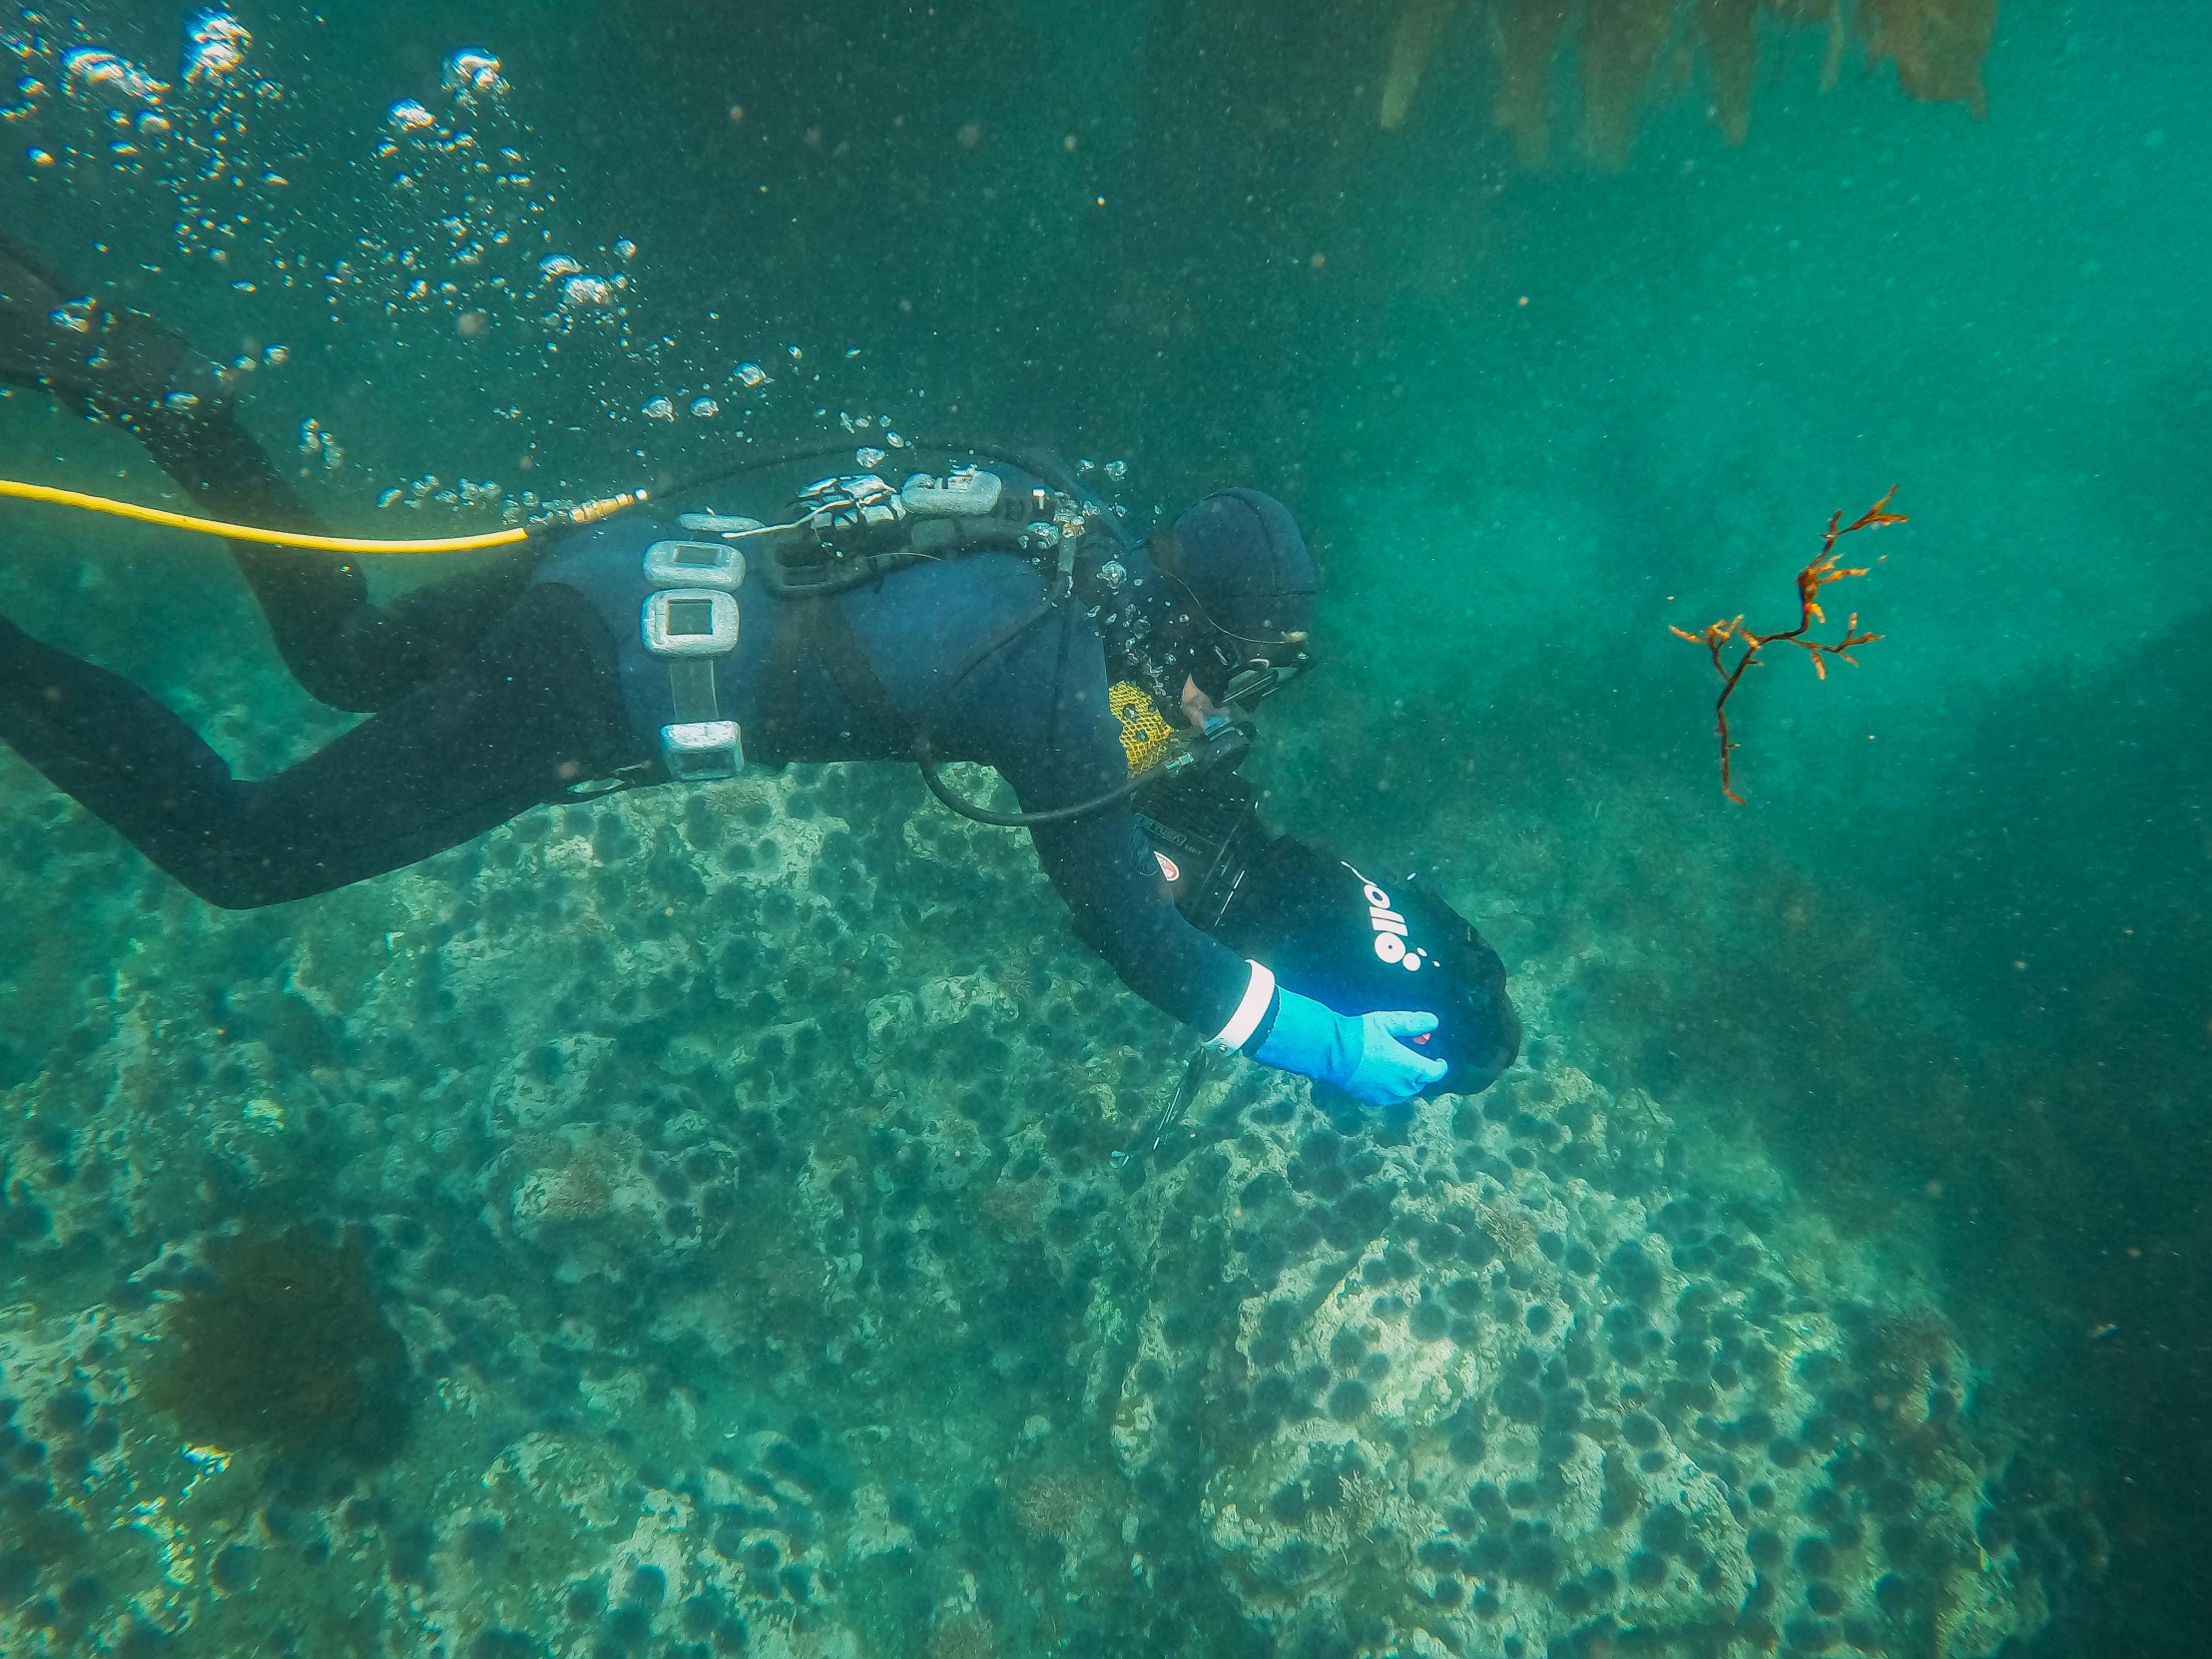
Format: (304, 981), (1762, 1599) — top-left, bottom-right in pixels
(1114, 1049), (2070, 1656)
(495, 1122), (713, 1281)
(0, 756), (2091, 1658)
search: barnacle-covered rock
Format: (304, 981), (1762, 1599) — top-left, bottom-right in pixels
(0, 719), (2094, 1658)
(1108, 1056), (2053, 1655)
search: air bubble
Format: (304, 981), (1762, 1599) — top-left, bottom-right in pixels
(442, 51), (506, 100)
(642, 396), (675, 420)
(735, 363), (769, 388)
(538, 255), (581, 281)
(1105, 459), (1128, 481)
(386, 99), (434, 133)
(855, 446), (886, 468)
(614, 240), (637, 261)
(63, 49), (168, 104)
(690, 398), (719, 419)
(560, 275), (615, 309)
(182, 12), (252, 83)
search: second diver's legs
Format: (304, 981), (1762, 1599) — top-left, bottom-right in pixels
(0, 583), (636, 907)
(0, 232), (538, 713)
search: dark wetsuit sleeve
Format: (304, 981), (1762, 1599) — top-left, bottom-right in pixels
(985, 608), (1252, 1033)
(855, 562), (1252, 1034)
(1026, 788), (1250, 1032)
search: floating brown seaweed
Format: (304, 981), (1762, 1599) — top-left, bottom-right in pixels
(1382, 0), (1998, 165)
(1671, 489), (1904, 803)
(1698, 0), (1768, 143)
(1579, 0), (1679, 169)
(1491, 0), (1576, 166)
(1382, 0), (1461, 128)
(1859, 0), (1997, 116)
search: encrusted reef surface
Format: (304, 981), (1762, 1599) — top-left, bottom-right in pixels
(0, 751), (2098, 1658)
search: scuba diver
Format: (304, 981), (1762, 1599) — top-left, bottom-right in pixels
(0, 238), (1518, 1108)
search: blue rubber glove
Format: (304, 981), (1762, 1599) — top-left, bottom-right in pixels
(1254, 988), (1449, 1107)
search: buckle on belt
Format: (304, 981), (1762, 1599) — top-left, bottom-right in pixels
(660, 719), (743, 782)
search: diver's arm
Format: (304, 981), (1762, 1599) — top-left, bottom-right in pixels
(1024, 803), (1445, 1101)
(1022, 799), (1256, 1033)
(940, 596), (1269, 1034)
(926, 578), (1444, 1099)
(994, 679), (1445, 1095)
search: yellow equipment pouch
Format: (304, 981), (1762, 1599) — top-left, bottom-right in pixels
(1110, 681), (1177, 776)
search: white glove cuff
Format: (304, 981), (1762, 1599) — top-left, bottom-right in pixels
(1206, 960), (1277, 1053)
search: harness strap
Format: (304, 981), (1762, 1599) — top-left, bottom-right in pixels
(815, 600), (907, 738)
(760, 597), (908, 754)
(761, 600), (813, 753)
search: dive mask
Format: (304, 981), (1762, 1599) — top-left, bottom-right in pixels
(1191, 633), (1311, 718)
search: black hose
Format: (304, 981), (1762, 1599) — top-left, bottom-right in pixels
(915, 743), (1153, 828)
(910, 580), (1162, 829)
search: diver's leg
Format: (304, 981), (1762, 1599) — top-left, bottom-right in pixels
(0, 232), (375, 691)
(0, 233), (231, 428)
(102, 385), (543, 711)
(0, 584), (635, 907)
(0, 234), (536, 711)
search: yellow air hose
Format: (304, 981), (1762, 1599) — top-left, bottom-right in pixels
(0, 477), (648, 554)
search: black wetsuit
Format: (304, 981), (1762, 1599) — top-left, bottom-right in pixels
(0, 407), (1257, 1036)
